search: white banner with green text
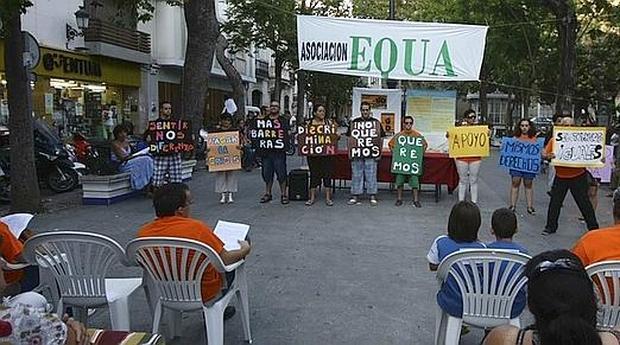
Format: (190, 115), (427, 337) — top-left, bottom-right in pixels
(297, 15), (488, 81)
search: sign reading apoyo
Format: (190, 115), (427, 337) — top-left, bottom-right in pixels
(447, 125), (489, 158)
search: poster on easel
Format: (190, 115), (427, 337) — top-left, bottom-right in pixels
(405, 89), (456, 152)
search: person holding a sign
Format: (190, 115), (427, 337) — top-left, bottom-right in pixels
(206, 115), (243, 204)
(389, 116), (427, 207)
(302, 104), (339, 206)
(507, 119), (539, 214)
(147, 101), (184, 189)
(542, 116), (599, 235)
(346, 102), (385, 206)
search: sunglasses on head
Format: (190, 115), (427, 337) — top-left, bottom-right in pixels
(530, 258), (582, 279)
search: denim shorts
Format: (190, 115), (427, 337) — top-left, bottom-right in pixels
(261, 151), (288, 183)
(509, 169), (536, 180)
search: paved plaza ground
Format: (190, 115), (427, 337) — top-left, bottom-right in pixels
(23, 149), (615, 344)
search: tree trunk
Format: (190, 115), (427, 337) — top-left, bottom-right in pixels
(295, 70), (306, 123)
(273, 54), (283, 102)
(182, 0), (219, 136)
(4, 9), (41, 212)
(544, 0), (577, 115)
(215, 34), (246, 119)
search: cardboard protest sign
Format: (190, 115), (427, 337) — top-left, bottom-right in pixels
(552, 126), (606, 168)
(499, 137), (544, 174)
(146, 119), (195, 154)
(447, 125), (489, 158)
(391, 134), (425, 175)
(348, 120), (382, 159)
(206, 131), (242, 172)
(297, 123), (338, 156)
(248, 118), (288, 150)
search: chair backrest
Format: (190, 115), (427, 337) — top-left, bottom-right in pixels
(436, 249), (531, 328)
(125, 237), (226, 310)
(586, 260), (620, 329)
(22, 231), (127, 305)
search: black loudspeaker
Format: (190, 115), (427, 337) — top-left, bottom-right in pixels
(288, 169), (309, 201)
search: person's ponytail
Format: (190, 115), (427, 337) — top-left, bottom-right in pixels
(538, 313), (602, 345)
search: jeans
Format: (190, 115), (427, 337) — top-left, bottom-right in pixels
(351, 159), (378, 195)
(455, 160), (481, 203)
(545, 173), (599, 232)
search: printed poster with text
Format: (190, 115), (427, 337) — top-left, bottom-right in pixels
(405, 89), (456, 152)
(447, 125), (490, 158)
(552, 126), (606, 168)
(206, 131), (242, 172)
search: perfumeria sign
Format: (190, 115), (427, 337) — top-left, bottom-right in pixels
(297, 15), (488, 81)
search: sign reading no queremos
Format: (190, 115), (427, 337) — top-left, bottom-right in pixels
(391, 135), (425, 175)
(447, 126), (490, 158)
(206, 131), (242, 172)
(297, 124), (338, 156)
(348, 121), (382, 159)
(297, 15), (488, 81)
(552, 126), (606, 168)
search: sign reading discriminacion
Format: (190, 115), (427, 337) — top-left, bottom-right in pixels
(297, 123), (338, 156)
(391, 135), (425, 175)
(499, 137), (544, 174)
(206, 131), (242, 172)
(248, 118), (288, 150)
(552, 126), (606, 168)
(447, 125), (489, 158)
(297, 15), (488, 81)
(146, 119), (195, 154)
(348, 121), (382, 159)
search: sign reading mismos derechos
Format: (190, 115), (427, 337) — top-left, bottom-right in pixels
(146, 119), (195, 154)
(297, 123), (338, 156)
(348, 121), (382, 159)
(552, 126), (606, 168)
(297, 15), (488, 81)
(248, 118), (288, 150)
(499, 137), (544, 174)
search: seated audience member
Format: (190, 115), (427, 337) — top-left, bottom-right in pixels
(427, 201), (486, 317)
(0, 221), (28, 296)
(572, 189), (620, 266)
(111, 125), (154, 191)
(484, 250), (620, 345)
(137, 183), (251, 309)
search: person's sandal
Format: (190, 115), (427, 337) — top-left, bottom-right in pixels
(527, 207), (536, 215)
(305, 199), (315, 206)
(281, 195), (290, 204)
(395, 199), (403, 206)
(325, 199), (334, 206)
(259, 194), (272, 203)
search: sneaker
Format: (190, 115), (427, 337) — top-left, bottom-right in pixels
(369, 197), (378, 206)
(227, 193), (234, 204)
(347, 197), (359, 205)
(413, 201), (422, 208)
(395, 199), (403, 206)
(542, 228), (556, 236)
(219, 193), (226, 204)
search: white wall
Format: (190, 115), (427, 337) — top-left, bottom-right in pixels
(21, 0), (85, 49)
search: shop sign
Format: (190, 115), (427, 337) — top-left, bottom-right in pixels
(41, 52), (102, 77)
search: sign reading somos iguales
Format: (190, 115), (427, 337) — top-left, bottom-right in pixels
(391, 135), (425, 175)
(297, 15), (488, 81)
(146, 119), (195, 154)
(248, 118), (287, 150)
(297, 124), (338, 156)
(552, 126), (606, 168)
(499, 137), (544, 174)
(349, 121), (382, 159)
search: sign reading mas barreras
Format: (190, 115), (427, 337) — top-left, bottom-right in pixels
(297, 15), (488, 81)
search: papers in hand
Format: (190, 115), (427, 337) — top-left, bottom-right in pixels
(129, 147), (150, 159)
(214, 221), (249, 251)
(0, 213), (34, 238)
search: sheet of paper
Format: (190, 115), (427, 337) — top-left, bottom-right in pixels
(129, 147), (150, 158)
(0, 213), (34, 238)
(214, 220), (250, 251)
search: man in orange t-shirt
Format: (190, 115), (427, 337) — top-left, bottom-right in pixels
(137, 183), (251, 305)
(572, 190), (620, 266)
(542, 116), (599, 235)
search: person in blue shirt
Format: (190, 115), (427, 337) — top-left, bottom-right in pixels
(427, 201), (486, 318)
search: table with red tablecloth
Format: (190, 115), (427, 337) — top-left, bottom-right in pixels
(331, 150), (459, 202)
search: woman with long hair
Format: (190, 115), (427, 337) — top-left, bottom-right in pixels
(305, 104), (337, 206)
(509, 119), (538, 214)
(484, 250), (620, 345)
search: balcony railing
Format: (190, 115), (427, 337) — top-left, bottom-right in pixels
(84, 19), (150, 54)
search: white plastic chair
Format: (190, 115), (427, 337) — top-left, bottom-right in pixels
(22, 231), (142, 331)
(126, 237), (252, 345)
(434, 249), (531, 345)
(586, 260), (620, 329)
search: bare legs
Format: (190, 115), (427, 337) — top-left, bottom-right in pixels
(510, 176), (534, 212)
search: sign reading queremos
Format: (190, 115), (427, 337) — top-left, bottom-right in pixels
(41, 52), (102, 77)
